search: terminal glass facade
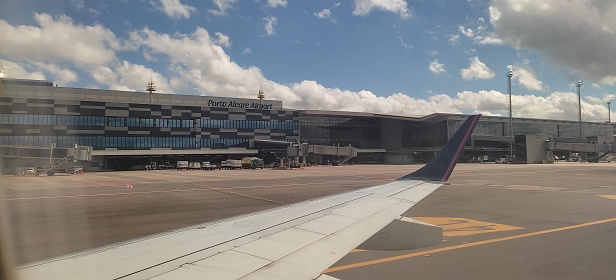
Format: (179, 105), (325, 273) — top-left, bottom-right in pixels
(0, 97), (299, 150)
(448, 117), (614, 143)
(299, 115), (381, 148)
(402, 120), (448, 147)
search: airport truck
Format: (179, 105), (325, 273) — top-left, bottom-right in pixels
(145, 163), (158, 170)
(189, 162), (202, 170)
(221, 159), (242, 170)
(242, 157), (264, 169)
(201, 162), (216, 170)
(176, 161), (189, 170)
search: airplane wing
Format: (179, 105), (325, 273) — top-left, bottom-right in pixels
(16, 115), (480, 280)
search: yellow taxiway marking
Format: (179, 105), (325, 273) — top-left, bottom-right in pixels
(412, 217), (523, 237)
(325, 217), (616, 273)
(598, 195), (616, 200)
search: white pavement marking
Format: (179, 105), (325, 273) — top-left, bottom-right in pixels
(3, 188), (211, 200)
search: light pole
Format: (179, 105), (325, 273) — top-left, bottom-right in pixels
(608, 100), (612, 123)
(576, 80), (583, 144)
(257, 86), (265, 108)
(507, 69), (514, 163)
(146, 78), (155, 105)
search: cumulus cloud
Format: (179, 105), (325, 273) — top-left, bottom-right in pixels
(460, 57), (494, 80)
(127, 27), (298, 102)
(490, 0), (616, 85)
(0, 59), (46, 80)
(513, 66), (545, 91)
(0, 14), (122, 67)
(157, 0), (197, 20)
(32, 62), (78, 85)
(429, 60), (446, 75)
(214, 32), (231, 48)
(263, 16), (277, 36)
(242, 48), (251, 55)
(353, 0), (411, 19)
(209, 0), (237, 16)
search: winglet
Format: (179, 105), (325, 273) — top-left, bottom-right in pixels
(398, 114), (481, 182)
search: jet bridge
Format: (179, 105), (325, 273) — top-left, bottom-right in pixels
(0, 144), (92, 175)
(554, 142), (615, 153)
(251, 140), (358, 165)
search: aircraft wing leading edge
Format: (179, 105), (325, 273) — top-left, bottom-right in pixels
(16, 115), (480, 280)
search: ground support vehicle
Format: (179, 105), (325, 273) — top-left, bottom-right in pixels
(189, 162), (202, 170)
(221, 160), (242, 170)
(176, 161), (189, 170)
(201, 162), (217, 170)
(242, 157), (264, 169)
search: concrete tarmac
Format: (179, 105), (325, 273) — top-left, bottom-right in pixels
(4, 163), (616, 279)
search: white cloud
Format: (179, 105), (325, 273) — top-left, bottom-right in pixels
(353, 0), (411, 19)
(314, 8), (332, 19)
(314, 3), (341, 21)
(242, 48), (252, 55)
(208, 0), (237, 16)
(458, 26), (474, 37)
(263, 16), (277, 37)
(266, 0), (287, 8)
(458, 23), (503, 45)
(490, 0), (616, 84)
(0, 14), (122, 67)
(0, 59), (46, 80)
(32, 62), (78, 85)
(429, 60), (446, 75)
(157, 0), (197, 20)
(90, 61), (173, 93)
(460, 57), (495, 80)
(127, 27), (298, 102)
(214, 32), (231, 48)
(513, 66), (545, 91)
(448, 34), (460, 45)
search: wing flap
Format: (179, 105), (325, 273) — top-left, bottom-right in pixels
(151, 250), (270, 280)
(233, 228), (324, 262)
(389, 181), (443, 203)
(294, 214), (359, 236)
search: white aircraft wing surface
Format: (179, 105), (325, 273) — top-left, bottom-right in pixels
(16, 115), (480, 280)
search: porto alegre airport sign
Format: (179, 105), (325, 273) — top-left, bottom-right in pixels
(208, 100), (274, 110)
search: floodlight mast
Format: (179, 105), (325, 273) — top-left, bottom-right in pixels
(258, 86), (265, 108)
(146, 78), (156, 105)
(576, 80), (583, 144)
(608, 100), (612, 123)
(507, 69), (514, 163)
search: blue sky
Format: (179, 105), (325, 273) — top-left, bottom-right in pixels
(1, 0), (616, 121)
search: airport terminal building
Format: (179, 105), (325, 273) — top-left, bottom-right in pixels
(1, 78), (614, 172)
